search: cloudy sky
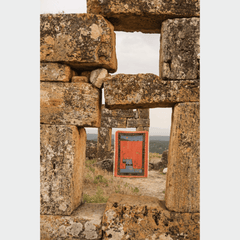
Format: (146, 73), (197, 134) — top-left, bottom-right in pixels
(40, 0), (172, 136)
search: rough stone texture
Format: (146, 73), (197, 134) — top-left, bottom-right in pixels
(101, 117), (127, 128)
(81, 71), (92, 80)
(72, 76), (89, 83)
(104, 74), (199, 109)
(87, 0), (200, 33)
(40, 82), (101, 127)
(160, 18), (200, 80)
(161, 149), (169, 167)
(136, 126), (149, 131)
(40, 203), (105, 240)
(40, 14), (117, 72)
(86, 140), (98, 159)
(127, 118), (150, 128)
(97, 127), (112, 161)
(102, 105), (135, 118)
(166, 102), (200, 213)
(102, 193), (200, 240)
(90, 68), (108, 88)
(40, 125), (86, 215)
(95, 159), (113, 172)
(136, 109), (149, 119)
(40, 63), (75, 82)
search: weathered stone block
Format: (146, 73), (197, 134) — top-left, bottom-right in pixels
(101, 117), (127, 128)
(127, 118), (150, 128)
(102, 105), (135, 118)
(40, 63), (76, 82)
(40, 125), (86, 215)
(40, 14), (117, 72)
(97, 127), (112, 161)
(136, 126), (149, 131)
(160, 18), (200, 80)
(102, 193), (200, 240)
(40, 203), (105, 239)
(104, 74), (199, 109)
(81, 71), (91, 81)
(90, 68), (108, 88)
(40, 82), (101, 127)
(136, 108), (149, 119)
(165, 102), (200, 213)
(72, 76), (89, 83)
(86, 140), (98, 159)
(87, 0), (200, 33)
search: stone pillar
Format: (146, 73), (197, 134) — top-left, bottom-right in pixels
(40, 124), (86, 216)
(97, 127), (112, 161)
(165, 102), (200, 213)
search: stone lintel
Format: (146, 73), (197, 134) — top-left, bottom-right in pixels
(104, 74), (199, 109)
(40, 82), (101, 127)
(40, 203), (105, 239)
(87, 0), (200, 33)
(40, 125), (86, 216)
(102, 193), (200, 239)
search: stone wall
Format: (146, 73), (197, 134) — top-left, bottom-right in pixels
(40, 1), (200, 238)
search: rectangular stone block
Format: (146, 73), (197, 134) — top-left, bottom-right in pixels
(97, 127), (112, 161)
(165, 102), (200, 213)
(136, 109), (149, 119)
(40, 203), (105, 239)
(102, 193), (200, 240)
(40, 125), (86, 215)
(87, 0), (200, 33)
(101, 117), (127, 128)
(40, 82), (101, 127)
(160, 17), (200, 80)
(136, 126), (149, 132)
(127, 118), (150, 128)
(40, 63), (76, 82)
(40, 14), (117, 73)
(104, 74), (199, 109)
(101, 105), (135, 118)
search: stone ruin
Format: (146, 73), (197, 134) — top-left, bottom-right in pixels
(40, 1), (200, 239)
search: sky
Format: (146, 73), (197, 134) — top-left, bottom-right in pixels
(40, 0), (172, 136)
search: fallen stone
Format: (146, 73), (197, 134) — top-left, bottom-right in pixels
(72, 76), (89, 83)
(151, 158), (165, 170)
(161, 149), (169, 167)
(127, 118), (150, 128)
(160, 17), (200, 80)
(40, 82), (101, 127)
(101, 117), (127, 128)
(87, 0), (200, 33)
(90, 68), (108, 88)
(40, 203), (105, 240)
(95, 159), (113, 172)
(97, 127), (112, 161)
(40, 14), (117, 72)
(102, 193), (200, 240)
(40, 125), (86, 215)
(163, 168), (168, 174)
(40, 63), (76, 82)
(101, 105), (135, 118)
(165, 102), (200, 213)
(104, 74), (199, 109)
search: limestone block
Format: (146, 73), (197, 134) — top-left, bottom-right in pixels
(90, 68), (108, 88)
(40, 63), (75, 82)
(86, 140), (98, 159)
(165, 102), (200, 213)
(136, 126), (149, 131)
(40, 82), (101, 127)
(101, 117), (127, 128)
(104, 74), (199, 109)
(72, 76), (89, 83)
(97, 127), (112, 161)
(160, 18), (200, 80)
(136, 109), (149, 119)
(102, 193), (200, 240)
(127, 118), (150, 128)
(40, 125), (86, 215)
(40, 14), (117, 73)
(102, 105), (135, 118)
(87, 0), (200, 33)
(40, 203), (105, 240)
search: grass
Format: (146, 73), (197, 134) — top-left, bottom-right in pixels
(83, 159), (141, 203)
